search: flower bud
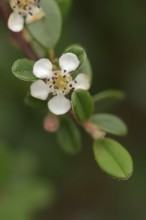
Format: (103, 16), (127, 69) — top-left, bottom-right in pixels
(43, 114), (60, 132)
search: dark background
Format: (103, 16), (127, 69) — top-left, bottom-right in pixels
(0, 0), (146, 219)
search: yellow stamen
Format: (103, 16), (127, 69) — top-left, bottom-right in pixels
(11, 0), (39, 13)
(47, 71), (74, 96)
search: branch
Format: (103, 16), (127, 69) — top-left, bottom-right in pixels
(0, 0), (38, 61)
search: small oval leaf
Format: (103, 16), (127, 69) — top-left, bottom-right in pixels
(93, 90), (125, 111)
(71, 89), (94, 123)
(57, 117), (81, 155)
(12, 59), (36, 82)
(25, 93), (47, 109)
(27, 0), (62, 49)
(93, 138), (133, 180)
(91, 113), (128, 136)
(55, 0), (72, 19)
(73, 57), (92, 81)
(93, 90), (125, 103)
(65, 44), (87, 68)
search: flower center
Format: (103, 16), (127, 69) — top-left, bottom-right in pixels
(11, 0), (40, 16)
(47, 71), (76, 96)
(19, 0), (29, 5)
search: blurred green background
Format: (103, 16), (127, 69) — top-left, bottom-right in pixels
(0, 0), (146, 219)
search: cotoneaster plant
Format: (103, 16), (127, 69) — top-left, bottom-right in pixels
(1, 0), (133, 180)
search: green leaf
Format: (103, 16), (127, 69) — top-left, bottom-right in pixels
(25, 93), (47, 109)
(71, 89), (94, 123)
(57, 117), (81, 155)
(91, 113), (128, 136)
(73, 57), (92, 81)
(93, 138), (133, 180)
(65, 44), (87, 69)
(12, 59), (36, 82)
(93, 90), (125, 103)
(55, 0), (72, 19)
(93, 90), (125, 111)
(27, 0), (62, 49)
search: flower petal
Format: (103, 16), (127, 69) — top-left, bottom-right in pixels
(74, 73), (90, 90)
(48, 94), (71, 115)
(26, 7), (45, 24)
(33, 59), (53, 79)
(59, 53), (80, 74)
(30, 80), (50, 100)
(8, 12), (24, 32)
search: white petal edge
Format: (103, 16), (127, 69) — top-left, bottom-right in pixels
(48, 94), (71, 115)
(33, 59), (53, 79)
(59, 53), (80, 74)
(74, 73), (90, 90)
(26, 7), (45, 24)
(8, 12), (24, 32)
(30, 80), (50, 100)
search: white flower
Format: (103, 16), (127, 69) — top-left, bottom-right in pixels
(30, 53), (91, 115)
(8, 0), (45, 32)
